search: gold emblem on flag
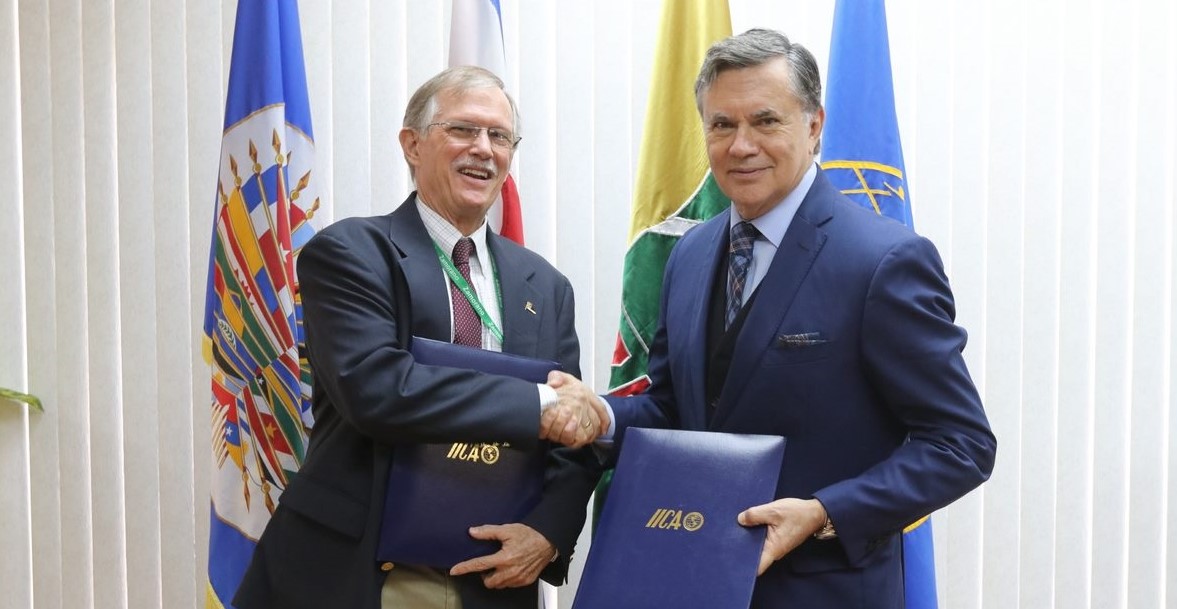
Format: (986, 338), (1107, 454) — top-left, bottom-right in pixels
(820, 160), (906, 215)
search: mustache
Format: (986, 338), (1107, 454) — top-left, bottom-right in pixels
(455, 158), (498, 178)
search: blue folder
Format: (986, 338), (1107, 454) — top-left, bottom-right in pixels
(406, 336), (560, 384)
(573, 428), (785, 609)
(375, 336), (561, 568)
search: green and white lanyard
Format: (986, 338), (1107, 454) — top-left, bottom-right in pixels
(432, 241), (504, 345)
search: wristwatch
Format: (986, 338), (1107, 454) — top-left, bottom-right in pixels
(813, 516), (837, 540)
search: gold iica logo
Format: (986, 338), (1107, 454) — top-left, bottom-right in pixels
(645, 508), (705, 532)
(445, 442), (504, 464)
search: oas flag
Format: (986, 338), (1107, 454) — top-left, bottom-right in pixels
(202, 1), (319, 606)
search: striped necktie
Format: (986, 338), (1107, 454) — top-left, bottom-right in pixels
(726, 221), (759, 327)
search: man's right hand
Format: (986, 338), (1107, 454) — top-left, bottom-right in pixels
(539, 371), (610, 448)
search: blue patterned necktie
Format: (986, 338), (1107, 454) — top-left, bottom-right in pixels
(726, 221), (759, 327)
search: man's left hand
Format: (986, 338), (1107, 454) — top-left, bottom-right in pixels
(448, 523), (557, 588)
(737, 498), (828, 575)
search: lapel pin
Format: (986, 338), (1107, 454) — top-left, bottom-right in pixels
(525, 301), (537, 315)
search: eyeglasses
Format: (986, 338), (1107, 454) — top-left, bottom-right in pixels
(427, 121), (521, 150)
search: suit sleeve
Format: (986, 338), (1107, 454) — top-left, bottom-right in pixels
(299, 228), (542, 447)
(811, 236), (997, 565)
(602, 242), (685, 450)
(520, 279), (606, 584)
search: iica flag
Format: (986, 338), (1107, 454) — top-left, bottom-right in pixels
(202, 1), (318, 606)
(607, 0), (732, 398)
(822, 0), (912, 225)
(821, 2), (935, 608)
(597, 0), (731, 525)
(449, 0), (525, 244)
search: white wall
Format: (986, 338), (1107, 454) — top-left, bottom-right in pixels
(0, 0), (1174, 607)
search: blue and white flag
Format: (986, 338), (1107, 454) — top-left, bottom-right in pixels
(449, 0), (509, 76)
(203, 1), (318, 606)
(822, 2), (936, 608)
(448, 0), (526, 244)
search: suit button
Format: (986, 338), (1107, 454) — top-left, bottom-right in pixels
(380, 562), (395, 572)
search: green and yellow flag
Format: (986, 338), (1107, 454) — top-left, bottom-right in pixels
(598, 0), (732, 523)
(607, 0), (732, 397)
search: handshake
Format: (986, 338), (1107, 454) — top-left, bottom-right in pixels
(539, 371), (611, 449)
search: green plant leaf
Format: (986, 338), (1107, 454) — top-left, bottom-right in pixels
(0, 387), (43, 413)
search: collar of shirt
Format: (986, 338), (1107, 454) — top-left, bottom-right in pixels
(415, 195), (503, 351)
(728, 162), (819, 245)
(416, 195), (492, 264)
(725, 163), (818, 305)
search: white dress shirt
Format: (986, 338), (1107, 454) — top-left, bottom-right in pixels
(416, 199), (558, 410)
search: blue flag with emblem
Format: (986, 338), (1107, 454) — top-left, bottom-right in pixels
(202, 1), (319, 607)
(822, 0), (912, 226)
(821, 1), (936, 608)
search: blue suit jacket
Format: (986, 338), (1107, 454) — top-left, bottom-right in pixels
(607, 170), (996, 608)
(236, 196), (599, 609)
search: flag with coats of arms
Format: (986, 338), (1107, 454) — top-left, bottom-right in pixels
(202, 1), (318, 606)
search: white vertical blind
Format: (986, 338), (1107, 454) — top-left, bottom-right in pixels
(983, 0), (1024, 605)
(184, 6), (224, 606)
(1128, 0), (1174, 607)
(153, 0), (198, 605)
(1057, 0), (1100, 607)
(943, 3), (991, 607)
(116, 0), (158, 604)
(48, 1), (95, 609)
(0, 1), (1174, 608)
(1018, 0), (1064, 606)
(16, 0), (61, 607)
(1, 1), (33, 608)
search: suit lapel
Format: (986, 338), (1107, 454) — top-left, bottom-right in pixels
(710, 176), (835, 429)
(677, 217), (728, 430)
(486, 234), (541, 358)
(387, 195), (452, 342)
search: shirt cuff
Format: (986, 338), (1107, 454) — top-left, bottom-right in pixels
(598, 399), (616, 443)
(537, 383), (558, 412)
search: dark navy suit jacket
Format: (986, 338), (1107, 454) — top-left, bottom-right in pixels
(236, 196), (599, 609)
(607, 170), (996, 608)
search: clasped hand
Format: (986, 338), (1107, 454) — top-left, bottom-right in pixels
(538, 371), (610, 448)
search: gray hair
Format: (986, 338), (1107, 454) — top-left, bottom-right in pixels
(694, 29), (823, 151)
(403, 65), (520, 136)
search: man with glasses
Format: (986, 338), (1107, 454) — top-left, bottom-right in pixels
(235, 66), (607, 609)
